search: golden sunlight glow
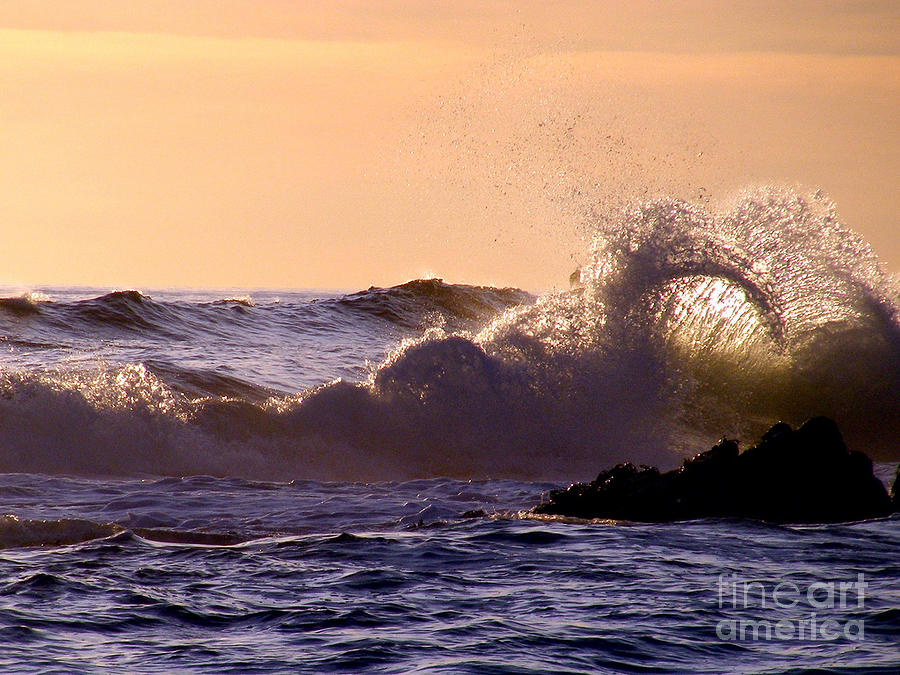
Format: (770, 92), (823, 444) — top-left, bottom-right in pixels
(1, 2), (898, 290)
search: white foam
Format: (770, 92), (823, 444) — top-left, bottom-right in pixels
(0, 188), (897, 480)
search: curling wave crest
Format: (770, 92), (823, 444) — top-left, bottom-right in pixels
(1, 187), (898, 480)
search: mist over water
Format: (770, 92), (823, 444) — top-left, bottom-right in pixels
(7, 23), (892, 483)
(1, 187), (897, 481)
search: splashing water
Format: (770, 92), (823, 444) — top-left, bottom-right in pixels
(1, 187), (898, 480)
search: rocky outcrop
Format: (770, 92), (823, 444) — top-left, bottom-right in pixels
(533, 417), (897, 523)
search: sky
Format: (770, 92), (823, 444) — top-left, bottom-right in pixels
(2, 1), (898, 291)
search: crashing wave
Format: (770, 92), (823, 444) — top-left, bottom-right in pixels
(0, 187), (897, 480)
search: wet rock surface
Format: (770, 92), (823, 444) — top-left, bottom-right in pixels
(533, 417), (897, 523)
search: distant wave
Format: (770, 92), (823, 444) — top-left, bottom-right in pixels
(0, 281), (531, 343)
(68, 290), (182, 334)
(337, 278), (533, 329)
(0, 187), (898, 481)
(206, 296), (255, 307)
(0, 515), (121, 549)
(0, 289), (182, 337)
(0, 514), (245, 549)
(0, 293), (47, 317)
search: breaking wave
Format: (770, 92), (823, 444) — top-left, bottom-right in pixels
(1, 187), (898, 480)
(338, 278), (532, 329)
(0, 279), (525, 339)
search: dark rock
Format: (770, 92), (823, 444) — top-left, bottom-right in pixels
(533, 417), (896, 523)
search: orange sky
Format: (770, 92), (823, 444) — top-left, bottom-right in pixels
(2, 1), (898, 290)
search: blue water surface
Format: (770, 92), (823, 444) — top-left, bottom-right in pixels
(0, 475), (897, 674)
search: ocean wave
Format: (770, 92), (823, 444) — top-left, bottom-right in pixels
(141, 360), (278, 401)
(0, 515), (122, 549)
(0, 281), (529, 343)
(337, 278), (533, 329)
(205, 296), (255, 307)
(0, 514), (247, 549)
(0, 293), (48, 317)
(68, 290), (182, 334)
(0, 187), (897, 480)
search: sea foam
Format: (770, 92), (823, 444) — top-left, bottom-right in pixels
(1, 187), (897, 480)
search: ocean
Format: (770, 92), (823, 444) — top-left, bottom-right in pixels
(1, 188), (898, 673)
